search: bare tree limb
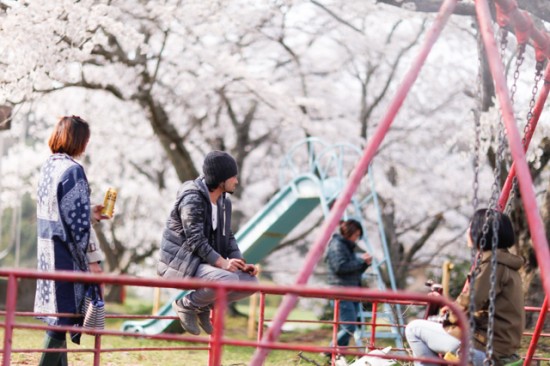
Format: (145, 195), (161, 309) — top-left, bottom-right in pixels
(309, 0), (363, 34)
(361, 19), (427, 138)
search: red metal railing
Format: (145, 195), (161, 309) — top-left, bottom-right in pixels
(0, 268), (470, 366)
(523, 303), (550, 364)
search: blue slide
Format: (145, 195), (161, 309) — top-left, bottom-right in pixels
(121, 139), (401, 339)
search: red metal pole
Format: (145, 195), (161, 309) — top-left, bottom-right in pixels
(93, 335), (102, 366)
(524, 296), (549, 365)
(476, 0), (550, 297)
(498, 63), (550, 211)
(369, 302), (378, 351)
(332, 300), (340, 362)
(2, 274), (17, 366)
(249, 0), (459, 364)
(257, 292), (265, 342)
(208, 288), (227, 366)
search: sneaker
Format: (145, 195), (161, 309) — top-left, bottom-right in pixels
(197, 308), (213, 335)
(172, 299), (201, 335)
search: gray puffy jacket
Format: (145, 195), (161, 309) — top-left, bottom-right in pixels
(157, 177), (242, 278)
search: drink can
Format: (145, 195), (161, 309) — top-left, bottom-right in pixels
(101, 187), (117, 218)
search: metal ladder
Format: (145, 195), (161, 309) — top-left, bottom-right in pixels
(280, 138), (404, 348)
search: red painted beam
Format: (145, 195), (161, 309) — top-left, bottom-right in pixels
(477, 0), (550, 324)
(494, 0), (550, 61)
(498, 63), (550, 211)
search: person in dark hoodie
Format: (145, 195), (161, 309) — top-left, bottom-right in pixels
(325, 219), (373, 348)
(405, 209), (524, 366)
(157, 151), (258, 335)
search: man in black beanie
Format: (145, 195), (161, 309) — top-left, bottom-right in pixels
(157, 151), (259, 335)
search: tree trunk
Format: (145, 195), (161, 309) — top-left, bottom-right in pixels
(138, 93), (198, 182)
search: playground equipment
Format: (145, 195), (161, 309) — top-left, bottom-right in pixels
(0, 268), (468, 366)
(249, 0), (550, 365)
(121, 138), (403, 346)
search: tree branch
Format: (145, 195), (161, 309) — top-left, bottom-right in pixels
(309, 0), (363, 34)
(34, 80), (126, 101)
(402, 212), (444, 266)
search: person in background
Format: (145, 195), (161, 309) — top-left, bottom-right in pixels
(325, 219), (373, 348)
(158, 151), (259, 335)
(405, 209), (524, 366)
(35, 116), (109, 366)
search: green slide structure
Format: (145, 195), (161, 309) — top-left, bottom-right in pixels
(121, 139), (401, 341)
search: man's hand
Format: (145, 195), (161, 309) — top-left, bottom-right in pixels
(220, 258), (246, 272)
(243, 263), (258, 276)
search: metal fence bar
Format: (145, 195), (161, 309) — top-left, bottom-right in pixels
(0, 268), (468, 366)
(2, 274), (17, 366)
(208, 287), (227, 366)
(524, 296), (550, 365)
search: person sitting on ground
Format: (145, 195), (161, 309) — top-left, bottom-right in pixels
(325, 219), (373, 349)
(405, 208), (524, 366)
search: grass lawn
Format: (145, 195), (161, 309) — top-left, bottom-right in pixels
(1, 302), (336, 366)
(3, 298), (550, 365)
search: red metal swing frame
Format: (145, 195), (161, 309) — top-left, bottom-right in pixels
(251, 0), (550, 365)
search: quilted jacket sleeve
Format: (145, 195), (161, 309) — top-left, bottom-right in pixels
(179, 191), (220, 265)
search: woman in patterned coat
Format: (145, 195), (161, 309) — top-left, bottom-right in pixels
(35, 116), (108, 366)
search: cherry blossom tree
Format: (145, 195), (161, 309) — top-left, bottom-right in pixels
(1, 0), (549, 305)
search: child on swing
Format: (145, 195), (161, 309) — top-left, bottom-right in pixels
(405, 208), (524, 366)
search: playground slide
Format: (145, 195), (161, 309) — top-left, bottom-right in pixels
(121, 175), (340, 334)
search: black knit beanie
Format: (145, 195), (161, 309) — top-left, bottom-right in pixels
(202, 151), (238, 187)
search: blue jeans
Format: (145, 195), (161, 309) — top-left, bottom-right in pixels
(405, 319), (485, 366)
(335, 301), (360, 347)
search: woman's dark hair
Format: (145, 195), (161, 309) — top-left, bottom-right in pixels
(48, 116), (90, 157)
(339, 219), (363, 240)
(469, 208), (515, 250)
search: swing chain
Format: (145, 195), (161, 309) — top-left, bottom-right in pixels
(468, 29), (489, 363)
(478, 34), (509, 359)
(499, 27), (508, 61)
(509, 43), (526, 106)
(505, 61), (544, 214)
(468, 26), (507, 366)
(522, 60), (543, 147)
(472, 47), (484, 212)
(469, 72), (484, 365)
(483, 71), (508, 364)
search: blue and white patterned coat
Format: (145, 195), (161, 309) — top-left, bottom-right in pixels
(35, 153), (103, 328)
